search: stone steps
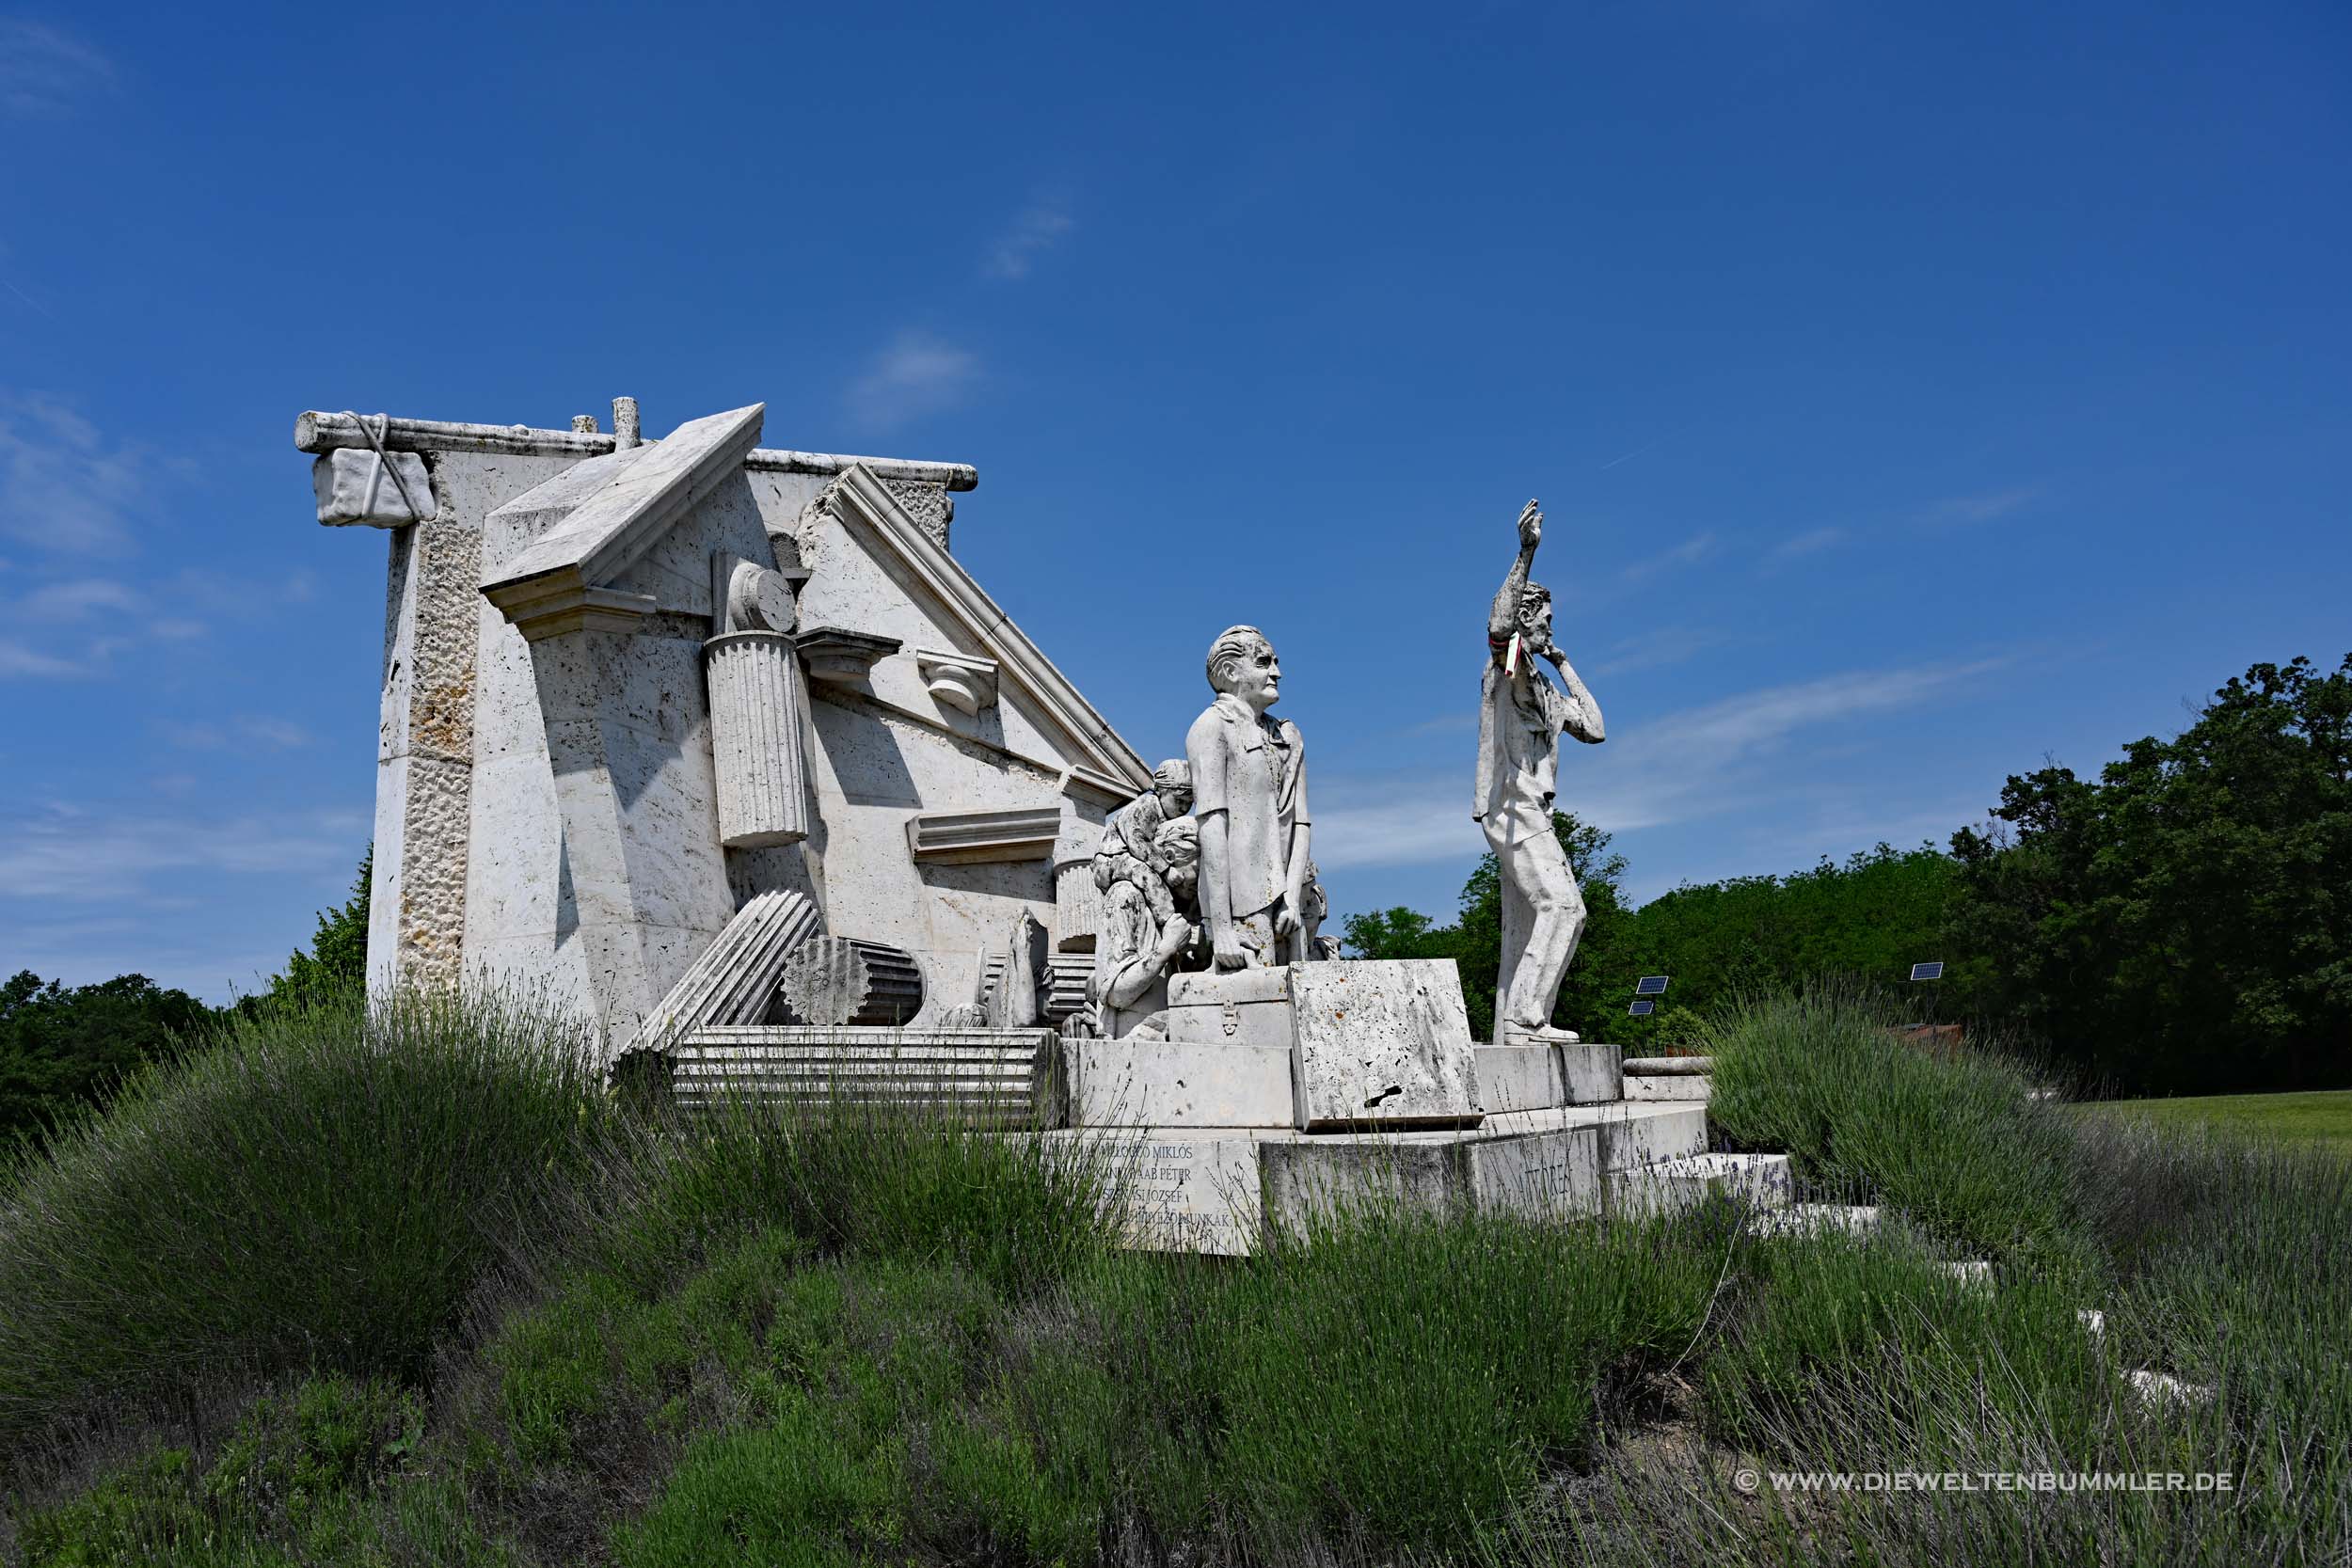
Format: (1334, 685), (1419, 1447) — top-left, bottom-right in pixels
(1621, 1054), (1715, 1103)
(1747, 1201), (1883, 1240)
(1048, 1102), (1716, 1255)
(1616, 1151), (1793, 1219)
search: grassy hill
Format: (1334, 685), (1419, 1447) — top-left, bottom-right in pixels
(2095, 1088), (2352, 1153)
(0, 989), (2343, 1565)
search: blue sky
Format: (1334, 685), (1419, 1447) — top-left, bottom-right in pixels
(2, 2), (2346, 1001)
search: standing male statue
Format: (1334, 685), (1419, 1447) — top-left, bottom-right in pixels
(1475, 499), (1606, 1046)
(1186, 626), (1312, 970)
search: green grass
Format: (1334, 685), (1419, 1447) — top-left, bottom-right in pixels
(4, 982), (2347, 1564)
(2093, 1087), (2352, 1152)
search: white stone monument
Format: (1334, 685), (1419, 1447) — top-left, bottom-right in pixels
(300, 401), (1151, 1061)
(301, 408), (1801, 1259)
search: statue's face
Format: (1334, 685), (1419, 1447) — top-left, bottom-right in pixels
(1157, 779), (1194, 816)
(1164, 846), (1200, 903)
(1227, 637), (1280, 711)
(1518, 589), (1552, 652)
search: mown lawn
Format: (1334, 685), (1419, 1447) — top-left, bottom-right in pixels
(2093, 1088), (2352, 1152)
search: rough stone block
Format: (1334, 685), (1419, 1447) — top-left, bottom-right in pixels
(1165, 967), (1297, 1050)
(1259, 1138), (1470, 1236)
(1466, 1127), (1605, 1218)
(1625, 1073), (1712, 1102)
(1616, 1152), (1792, 1220)
(1597, 1104), (1709, 1172)
(1472, 1043), (1565, 1113)
(1287, 960), (1482, 1131)
(1561, 1042), (1622, 1103)
(1062, 1038), (1294, 1128)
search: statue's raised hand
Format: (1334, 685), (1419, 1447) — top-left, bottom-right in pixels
(1518, 499), (1543, 549)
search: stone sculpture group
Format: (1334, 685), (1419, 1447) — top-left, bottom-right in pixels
(298, 398), (1677, 1253)
(1074, 505), (1603, 1049)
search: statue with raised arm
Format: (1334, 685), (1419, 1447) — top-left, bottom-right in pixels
(1475, 499), (1606, 1047)
(1186, 626), (1312, 971)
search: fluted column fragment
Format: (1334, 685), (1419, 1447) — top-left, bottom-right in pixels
(705, 630), (812, 847)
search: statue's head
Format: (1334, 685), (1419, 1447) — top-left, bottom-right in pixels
(1206, 625), (1280, 712)
(1150, 759), (1193, 816)
(1154, 816), (1200, 902)
(1516, 583), (1553, 652)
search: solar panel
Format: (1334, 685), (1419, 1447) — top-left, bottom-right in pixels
(1629, 1000), (1656, 1017)
(1910, 961), (1945, 981)
(1635, 975), (1669, 996)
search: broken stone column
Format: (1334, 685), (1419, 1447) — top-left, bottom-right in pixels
(634, 888), (821, 1054)
(705, 631), (812, 847)
(778, 936), (926, 1026)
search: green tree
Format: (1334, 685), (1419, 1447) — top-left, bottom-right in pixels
(246, 850), (372, 1014)
(1611, 844), (1962, 1044)
(0, 971), (216, 1152)
(1346, 824), (1958, 1047)
(1344, 810), (1629, 1041)
(1950, 655), (2352, 1094)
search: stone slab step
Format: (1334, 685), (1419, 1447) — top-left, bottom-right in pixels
(1624, 1073), (1712, 1102)
(1472, 1041), (1622, 1112)
(1615, 1152), (1792, 1219)
(1621, 1055), (1714, 1076)
(1747, 1202), (1883, 1240)
(1041, 1102), (1710, 1255)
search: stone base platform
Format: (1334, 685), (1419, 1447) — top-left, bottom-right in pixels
(1472, 1041), (1622, 1111)
(1041, 1101), (1723, 1256)
(673, 1025), (1057, 1125)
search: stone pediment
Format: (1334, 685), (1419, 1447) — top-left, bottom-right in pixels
(479, 404), (766, 640)
(810, 463), (1150, 797)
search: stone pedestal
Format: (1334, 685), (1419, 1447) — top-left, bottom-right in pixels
(1059, 1038), (1294, 1128)
(1167, 959), (1484, 1132)
(1472, 1041), (1622, 1111)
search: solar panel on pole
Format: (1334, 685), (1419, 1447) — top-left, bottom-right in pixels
(1910, 961), (1945, 982)
(1635, 975), (1669, 997)
(1629, 1000), (1656, 1017)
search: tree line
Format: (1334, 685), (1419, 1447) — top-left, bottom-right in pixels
(1348, 653), (2351, 1098)
(1, 856), (370, 1154)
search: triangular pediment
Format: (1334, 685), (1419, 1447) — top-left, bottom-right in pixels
(816, 464), (1151, 797)
(479, 404), (765, 632)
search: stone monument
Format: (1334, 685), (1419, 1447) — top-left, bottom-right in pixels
(1475, 499), (1606, 1047)
(298, 404), (1781, 1261)
(297, 400), (1150, 1061)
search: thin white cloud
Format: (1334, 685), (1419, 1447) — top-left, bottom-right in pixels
(0, 801), (362, 901)
(0, 393), (151, 554)
(0, 637), (84, 679)
(1920, 485), (2041, 529)
(0, 19), (114, 118)
(1621, 531), (1718, 582)
(237, 717), (311, 750)
(1594, 624), (1726, 676)
(14, 576), (136, 620)
(844, 331), (981, 432)
(1768, 525), (1844, 561)
(1311, 656), (2008, 872)
(983, 198), (1075, 280)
